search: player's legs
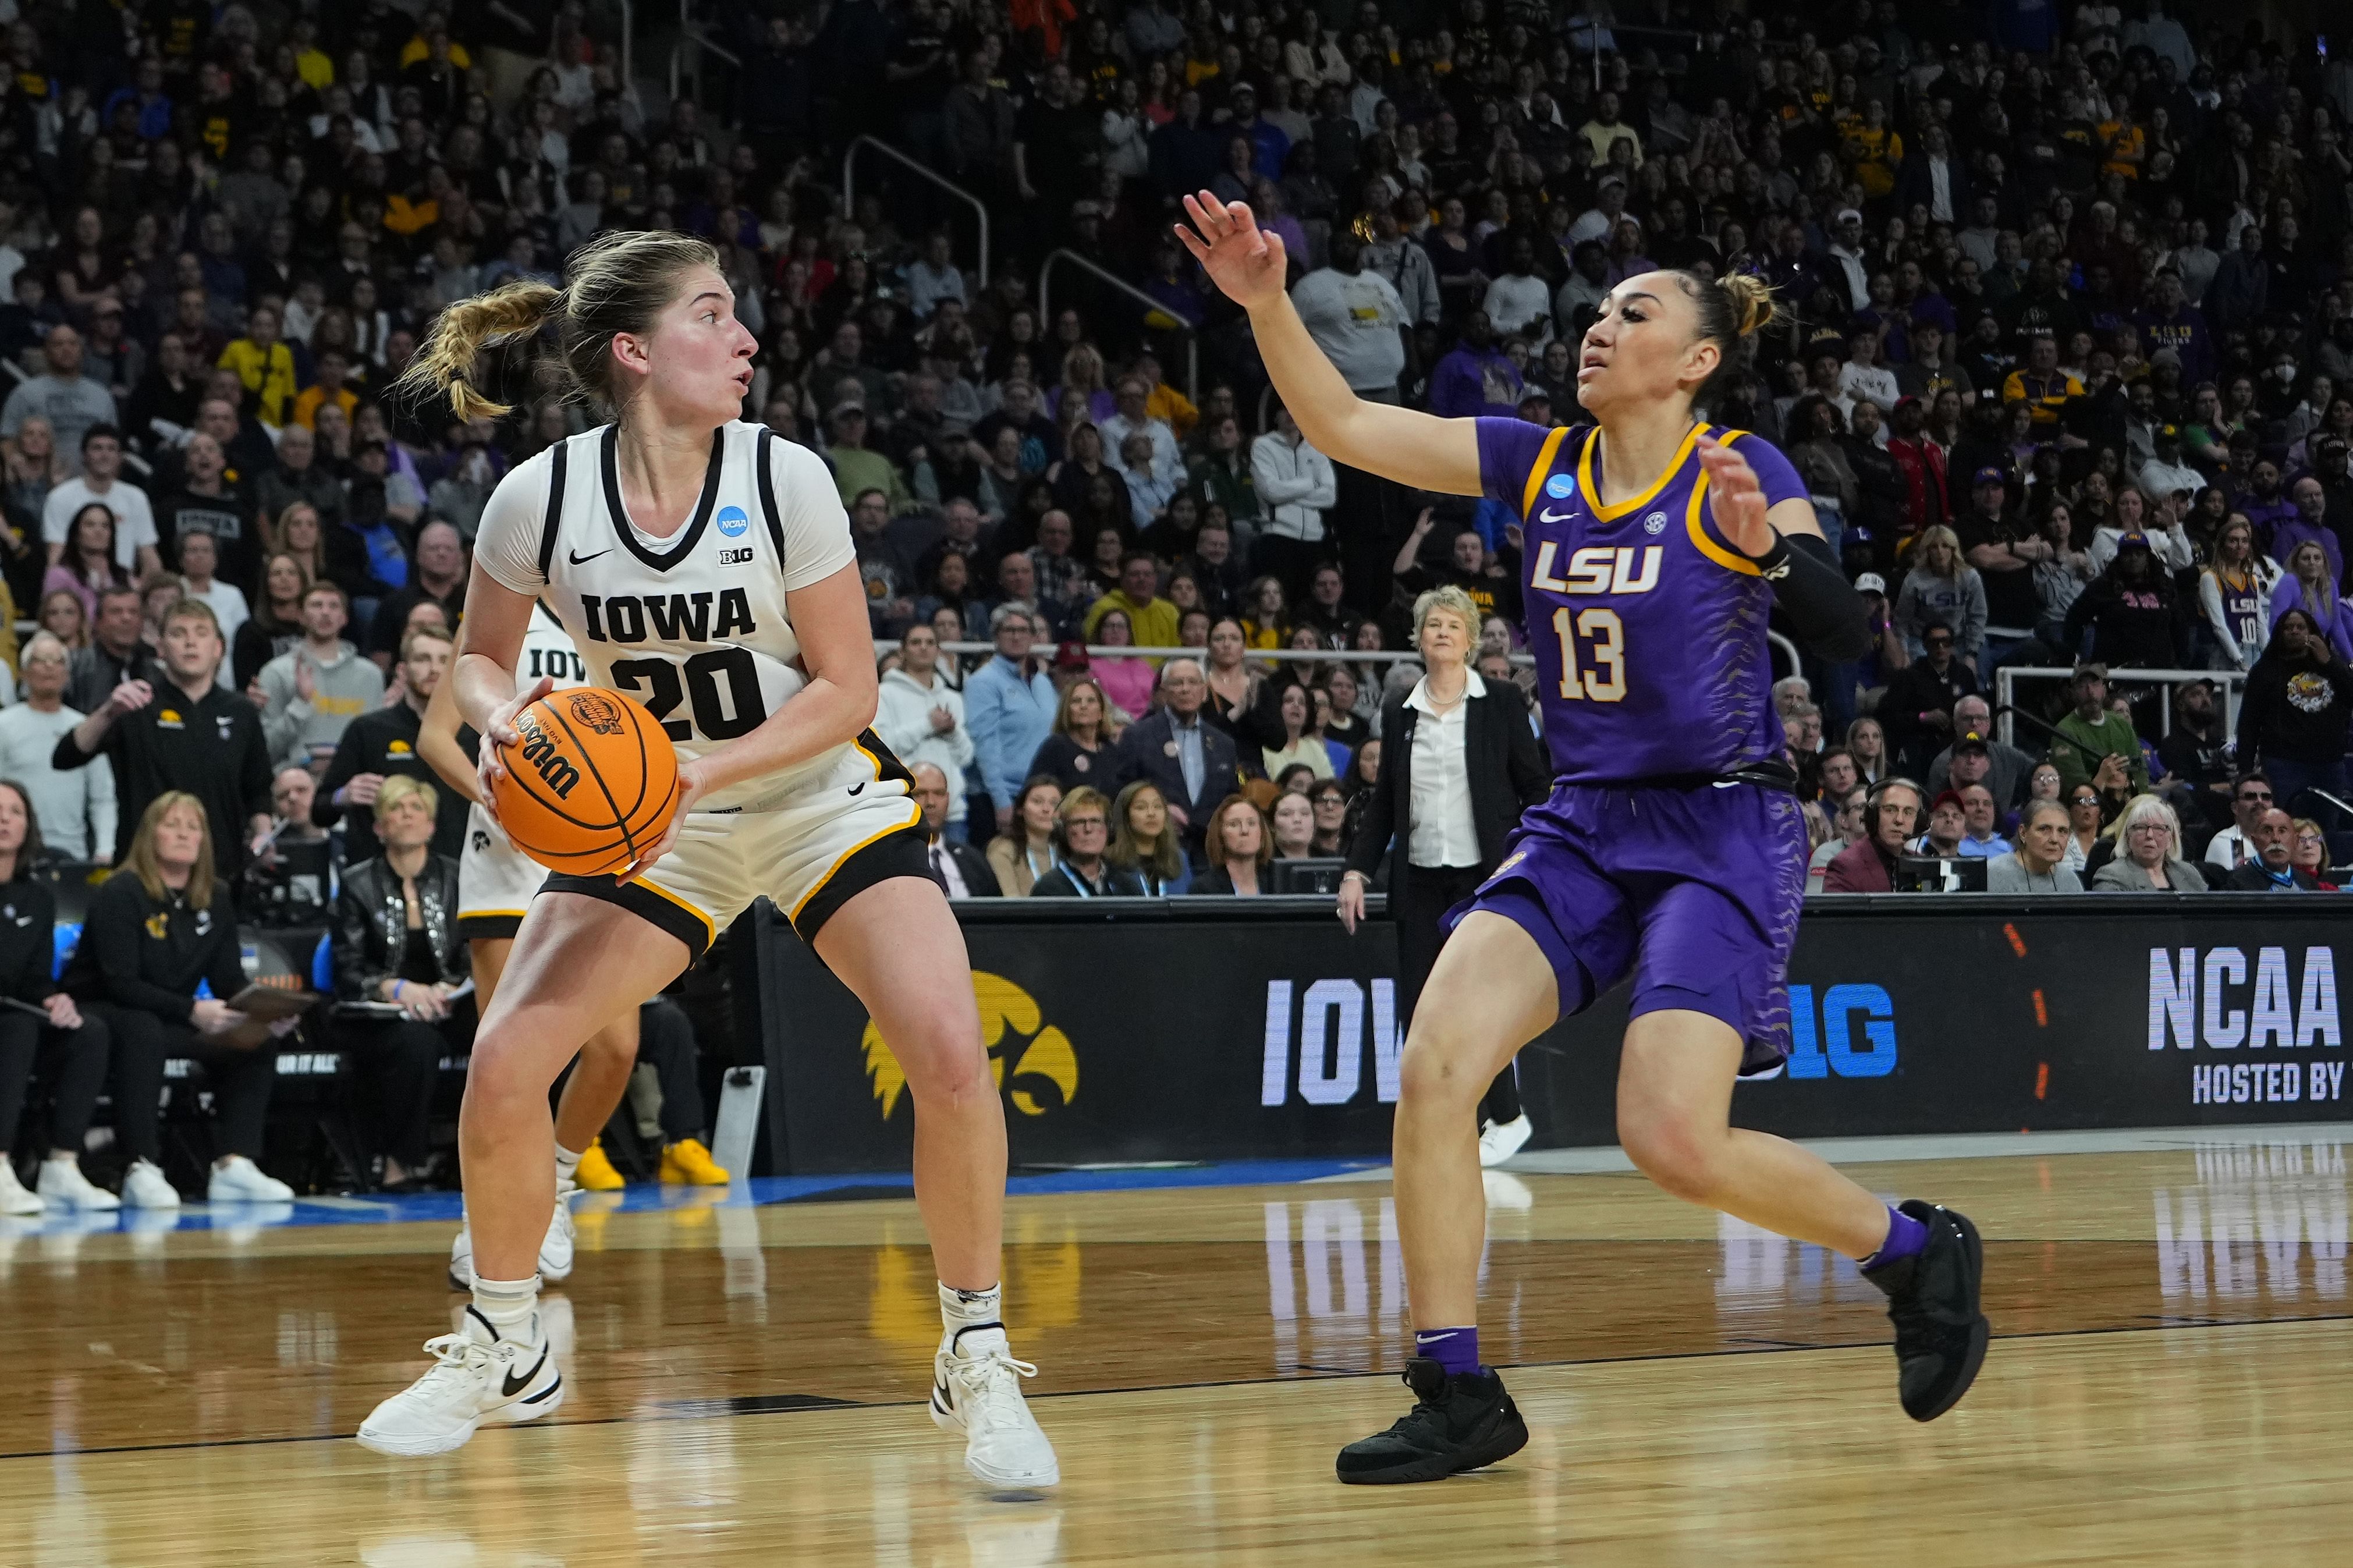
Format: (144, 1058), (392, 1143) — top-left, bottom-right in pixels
(1390, 912), (1563, 1326)
(462, 896), (687, 1279)
(1614, 1011), (1886, 1253)
(475, 936), (637, 1185)
(810, 874), (1055, 1489)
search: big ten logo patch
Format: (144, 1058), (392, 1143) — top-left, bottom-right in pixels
(864, 973), (1077, 1119)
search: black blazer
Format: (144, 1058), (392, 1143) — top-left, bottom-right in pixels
(924, 836), (1003, 897)
(1111, 709), (1243, 847)
(1346, 679), (1550, 900)
(333, 853), (468, 1001)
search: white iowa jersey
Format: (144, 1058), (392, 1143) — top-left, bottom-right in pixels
(474, 420), (856, 812)
(466, 601), (588, 848)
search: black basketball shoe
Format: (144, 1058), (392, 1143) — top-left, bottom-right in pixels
(1864, 1200), (1990, 1422)
(1335, 1357), (1530, 1485)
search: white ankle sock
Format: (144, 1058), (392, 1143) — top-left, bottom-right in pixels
(471, 1274), (541, 1335)
(939, 1281), (1003, 1343)
(554, 1144), (583, 1184)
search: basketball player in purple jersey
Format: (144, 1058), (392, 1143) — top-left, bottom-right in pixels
(1176, 194), (1990, 1484)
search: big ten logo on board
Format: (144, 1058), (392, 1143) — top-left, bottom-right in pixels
(1260, 978), (1401, 1106)
(1262, 1197), (1411, 1374)
(2153, 1141), (2347, 1306)
(864, 973), (1076, 1120)
(1780, 984), (1897, 1079)
(2146, 946), (2345, 1106)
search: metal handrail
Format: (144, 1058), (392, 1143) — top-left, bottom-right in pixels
(1994, 664), (2245, 746)
(669, 0), (739, 104)
(1038, 249), (1197, 403)
(843, 136), (989, 289)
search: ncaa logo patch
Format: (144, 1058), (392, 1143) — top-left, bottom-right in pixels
(1544, 473), (1575, 501)
(715, 504), (750, 538)
(1644, 510), (1669, 534)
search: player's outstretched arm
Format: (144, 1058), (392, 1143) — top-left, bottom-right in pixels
(1176, 193), (1481, 497)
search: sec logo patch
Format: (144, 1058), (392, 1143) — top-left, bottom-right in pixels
(1545, 473), (1575, 500)
(1644, 510), (1669, 534)
(715, 504), (750, 538)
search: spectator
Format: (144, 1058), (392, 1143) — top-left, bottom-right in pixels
(1927, 700), (2035, 808)
(1248, 406), (1336, 594)
(1028, 675), (1112, 794)
(1190, 794), (1273, 896)
(1893, 523), (1988, 661)
(2291, 817), (2338, 889)
(1098, 374), (1183, 489)
(965, 604), (1059, 836)
(63, 792), (294, 1207)
(2268, 542), (2353, 665)
(332, 774), (471, 1190)
(1269, 791), (1318, 860)
(1083, 551), (1180, 650)
(155, 431), (254, 588)
(175, 530), (249, 657)
(1107, 780), (1191, 896)
(2198, 517), (2280, 672)
(314, 626), (465, 865)
(1259, 682), (1336, 784)
(910, 762), (999, 897)
(1986, 800), (2085, 892)
(0, 633), (112, 862)
(2221, 807), (2323, 892)
(1029, 786), (1141, 897)
(2, 326), (118, 476)
(874, 623), (975, 842)
(41, 502), (133, 626)
(1880, 619), (1978, 778)
(0, 414), (65, 576)
(217, 303), (300, 428)
(1810, 785), (1870, 892)
(63, 585), (148, 715)
(41, 427), (157, 575)
(1292, 233), (1410, 402)
(242, 764), (333, 926)
(1088, 611), (1158, 718)
(0, 778), (112, 1212)
(2085, 484), (2195, 577)
(2064, 535), (2179, 669)
(257, 583), (385, 769)
(2049, 662), (2148, 804)
(1110, 657), (1240, 859)
(2062, 782), (2107, 873)
(1307, 777), (1350, 856)
(2234, 609), (2353, 818)
(53, 598), (269, 875)
(2091, 794), (2207, 891)
(1846, 716), (1893, 785)
(1426, 313), (1523, 418)
(986, 775), (1063, 899)
(1823, 779), (1925, 893)
(2204, 774), (2275, 875)
(367, 520), (468, 668)
(1955, 785), (2013, 858)
(234, 552), (310, 691)
(1914, 791), (1969, 857)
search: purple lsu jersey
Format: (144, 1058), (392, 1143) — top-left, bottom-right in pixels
(1475, 418), (1809, 785)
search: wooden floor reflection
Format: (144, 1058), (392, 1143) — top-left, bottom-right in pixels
(0, 1137), (2348, 1565)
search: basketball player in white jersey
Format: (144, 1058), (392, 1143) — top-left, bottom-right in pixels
(358, 232), (1058, 1489)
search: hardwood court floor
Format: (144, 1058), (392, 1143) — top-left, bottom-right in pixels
(0, 1136), (2347, 1565)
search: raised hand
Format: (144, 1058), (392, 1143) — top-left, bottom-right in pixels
(1696, 432), (1774, 557)
(1174, 192), (1289, 311)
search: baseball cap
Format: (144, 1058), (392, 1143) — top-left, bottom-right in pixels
(1973, 465), (2006, 487)
(1835, 207), (1864, 226)
(1854, 572), (1888, 593)
(1053, 640), (1091, 672)
(1955, 732), (1990, 755)
(1932, 789), (1967, 813)
(2157, 422), (2180, 439)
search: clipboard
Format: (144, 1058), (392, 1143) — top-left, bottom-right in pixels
(217, 985), (322, 1050)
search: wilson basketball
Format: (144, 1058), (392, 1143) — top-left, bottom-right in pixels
(492, 686), (680, 877)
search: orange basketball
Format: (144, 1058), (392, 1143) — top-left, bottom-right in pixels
(492, 687), (680, 877)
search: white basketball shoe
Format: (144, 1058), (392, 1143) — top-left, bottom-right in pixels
(930, 1324), (1060, 1489)
(356, 1304), (563, 1457)
(448, 1184), (577, 1290)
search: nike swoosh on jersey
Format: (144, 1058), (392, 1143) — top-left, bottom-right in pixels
(567, 547), (615, 565)
(847, 782), (867, 796)
(502, 1345), (550, 1399)
(1538, 508), (1575, 524)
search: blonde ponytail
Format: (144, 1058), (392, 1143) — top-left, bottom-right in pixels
(399, 279), (563, 421)
(1719, 272), (1777, 338)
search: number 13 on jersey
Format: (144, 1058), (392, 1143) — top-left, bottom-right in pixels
(1551, 606), (1627, 702)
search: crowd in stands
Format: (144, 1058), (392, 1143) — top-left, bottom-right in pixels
(4, 0), (2353, 1201)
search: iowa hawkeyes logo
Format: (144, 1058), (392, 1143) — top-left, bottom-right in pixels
(864, 973), (1077, 1119)
(567, 691), (626, 735)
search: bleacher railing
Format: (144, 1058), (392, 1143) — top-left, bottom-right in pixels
(843, 137), (991, 290)
(1039, 249), (1198, 403)
(1994, 665), (2245, 747)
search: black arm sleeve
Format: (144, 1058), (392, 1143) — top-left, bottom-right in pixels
(1753, 532), (1871, 661)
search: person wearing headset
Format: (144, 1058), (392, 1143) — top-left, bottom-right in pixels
(1822, 777), (1927, 892)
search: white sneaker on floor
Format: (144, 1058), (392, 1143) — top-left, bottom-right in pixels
(930, 1325), (1060, 1489)
(37, 1157), (119, 1210)
(449, 1184), (577, 1290)
(1478, 1113), (1534, 1168)
(120, 1159), (182, 1208)
(207, 1155), (294, 1202)
(356, 1305), (563, 1457)
(0, 1159), (44, 1215)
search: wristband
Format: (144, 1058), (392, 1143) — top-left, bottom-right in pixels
(393, 981), (405, 1002)
(1341, 870), (1369, 885)
(1741, 532), (1794, 580)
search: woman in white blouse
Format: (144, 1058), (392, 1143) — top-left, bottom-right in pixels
(1337, 586), (1550, 1165)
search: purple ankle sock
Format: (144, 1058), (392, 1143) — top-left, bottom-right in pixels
(1414, 1326), (1480, 1377)
(1862, 1205), (1929, 1272)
